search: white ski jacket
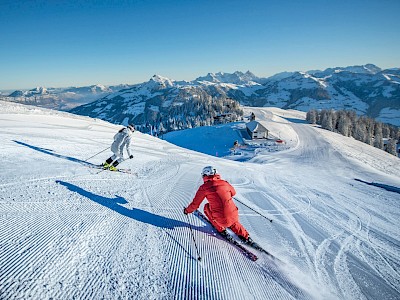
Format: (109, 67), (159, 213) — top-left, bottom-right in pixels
(111, 128), (133, 158)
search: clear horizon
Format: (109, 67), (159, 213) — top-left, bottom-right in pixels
(0, 64), (398, 92)
(1, 0), (399, 90)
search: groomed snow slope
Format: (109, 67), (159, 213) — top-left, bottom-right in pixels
(0, 101), (399, 299)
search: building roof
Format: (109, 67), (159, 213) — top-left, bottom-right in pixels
(246, 120), (268, 132)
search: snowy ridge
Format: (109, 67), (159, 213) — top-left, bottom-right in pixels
(2, 63), (399, 126)
(1, 101), (399, 299)
(1, 84), (127, 111)
(69, 64), (400, 128)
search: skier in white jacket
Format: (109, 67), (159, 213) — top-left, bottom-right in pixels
(102, 124), (135, 171)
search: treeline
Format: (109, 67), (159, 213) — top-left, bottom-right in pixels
(136, 96), (243, 136)
(306, 109), (399, 156)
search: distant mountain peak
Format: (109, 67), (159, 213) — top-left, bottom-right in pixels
(195, 71), (260, 85)
(311, 64), (382, 77)
(90, 84), (110, 93)
(265, 71), (296, 81)
(244, 70), (256, 77)
(4, 63), (399, 127)
(145, 74), (174, 89)
(152, 74), (173, 83)
(29, 87), (48, 94)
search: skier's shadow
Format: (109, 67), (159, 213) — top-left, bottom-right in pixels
(14, 140), (96, 167)
(56, 180), (204, 231)
(56, 180), (206, 260)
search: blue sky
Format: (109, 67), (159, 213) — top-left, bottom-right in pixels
(1, 0), (399, 90)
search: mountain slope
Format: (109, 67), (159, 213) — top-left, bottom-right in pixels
(1, 101), (399, 299)
(243, 66), (400, 126)
(69, 64), (400, 128)
(3, 64), (399, 127)
(70, 75), (244, 131)
(1, 84), (131, 111)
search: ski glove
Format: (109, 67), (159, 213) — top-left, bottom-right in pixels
(183, 208), (189, 215)
(129, 155), (134, 159)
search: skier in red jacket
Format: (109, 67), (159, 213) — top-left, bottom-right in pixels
(184, 166), (253, 244)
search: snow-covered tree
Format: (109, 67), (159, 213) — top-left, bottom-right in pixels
(373, 122), (384, 149)
(365, 118), (375, 145)
(331, 110), (338, 132)
(337, 111), (351, 136)
(306, 109), (318, 124)
(382, 124), (391, 138)
(321, 110), (334, 131)
(353, 118), (367, 143)
(312, 108), (397, 155)
(158, 122), (166, 134)
(386, 139), (398, 156)
(390, 126), (400, 140)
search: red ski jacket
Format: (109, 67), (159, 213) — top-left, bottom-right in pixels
(186, 174), (239, 227)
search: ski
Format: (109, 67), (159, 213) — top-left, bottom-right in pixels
(86, 164), (134, 175)
(195, 210), (258, 261)
(245, 239), (279, 261)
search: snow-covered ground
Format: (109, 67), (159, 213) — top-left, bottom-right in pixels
(1, 101), (399, 299)
(163, 108), (301, 161)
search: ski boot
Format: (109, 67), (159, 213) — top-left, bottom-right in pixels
(240, 235), (255, 246)
(219, 230), (228, 238)
(102, 162), (111, 169)
(246, 236), (255, 246)
(109, 165), (118, 171)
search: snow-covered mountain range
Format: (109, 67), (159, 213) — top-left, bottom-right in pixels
(1, 84), (131, 111)
(250, 64), (400, 126)
(70, 74), (244, 132)
(2, 64), (399, 127)
(70, 64), (400, 129)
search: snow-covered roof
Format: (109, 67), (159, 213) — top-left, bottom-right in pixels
(246, 120), (268, 132)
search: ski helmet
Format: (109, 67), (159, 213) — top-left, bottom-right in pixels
(127, 124), (135, 132)
(201, 166), (216, 177)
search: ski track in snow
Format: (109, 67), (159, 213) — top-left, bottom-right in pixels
(231, 121), (400, 300)
(0, 103), (399, 299)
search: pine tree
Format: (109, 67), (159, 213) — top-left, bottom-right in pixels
(390, 126), (400, 140)
(330, 109), (338, 132)
(373, 122), (384, 149)
(386, 139), (398, 156)
(321, 110), (334, 131)
(306, 109), (318, 124)
(353, 118), (367, 142)
(365, 117), (375, 145)
(159, 122), (166, 134)
(382, 124), (391, 138)
(346, 110), (357, 137)
(337, 111), (351, 136)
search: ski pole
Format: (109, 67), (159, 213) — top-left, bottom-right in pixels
(84, 146), (110, 162)
(85, 146), (110, 161)
(185, 210), (202, 261)
(234, 197), (273, 223)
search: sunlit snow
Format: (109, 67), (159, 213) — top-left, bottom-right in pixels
(1, 101), (399, 299)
